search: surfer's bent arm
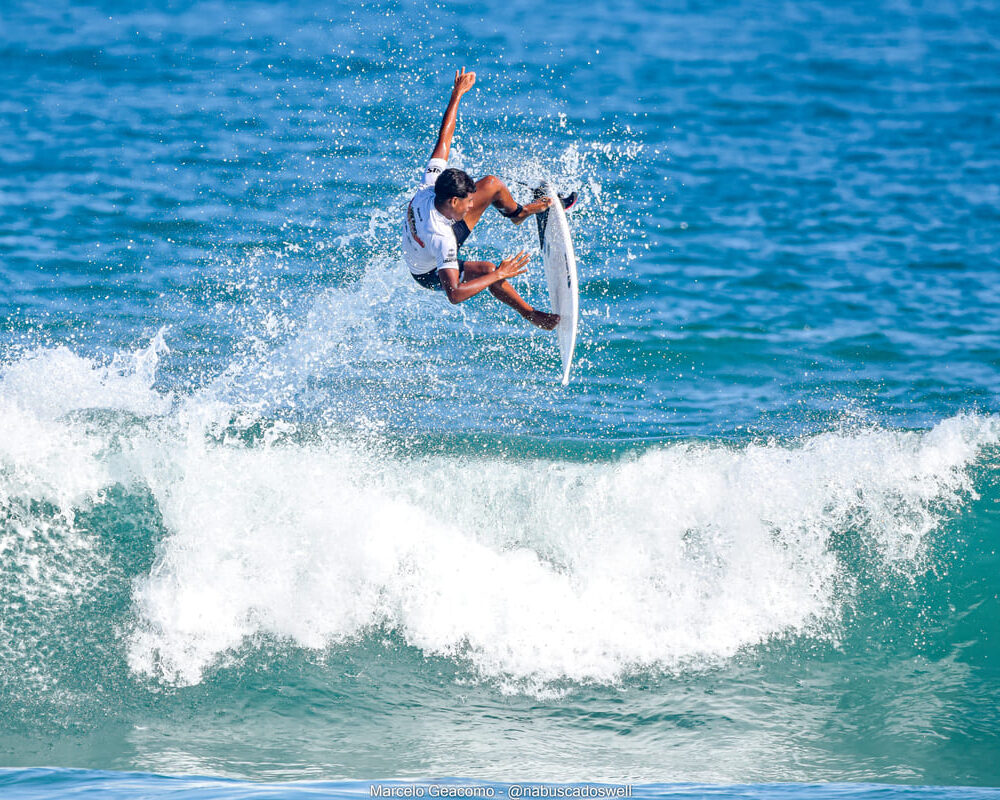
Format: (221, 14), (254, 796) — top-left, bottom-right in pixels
(438, 252), (530, 304)
(431, 67), (476, 162)
(437, 269), (503, 304)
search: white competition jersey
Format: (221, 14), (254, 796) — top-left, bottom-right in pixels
(402, 158), (460, 275)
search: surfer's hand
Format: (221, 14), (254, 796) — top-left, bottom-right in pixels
(496, 251), (529, 280)
(452, 67), (476, 97)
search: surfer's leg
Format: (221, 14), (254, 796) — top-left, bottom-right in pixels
(462, 176), (552, 229)
(460, 260), (559, 330)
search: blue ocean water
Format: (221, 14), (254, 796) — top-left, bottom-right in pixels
(2, 0), (1000, 797)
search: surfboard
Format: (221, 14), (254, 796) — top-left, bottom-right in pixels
(534, 184), (579, 385)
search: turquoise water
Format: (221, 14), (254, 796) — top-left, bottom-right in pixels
(2, 0), (1000, 795)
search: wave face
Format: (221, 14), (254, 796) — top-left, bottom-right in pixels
(2, 340), (999, 783)
(4, 0), (1000, 789)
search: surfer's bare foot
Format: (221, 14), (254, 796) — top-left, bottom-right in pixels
(527, 309), (560, 330)
(509, 196), (552, 225)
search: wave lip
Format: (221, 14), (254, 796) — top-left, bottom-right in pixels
(0, 331), (171, 422)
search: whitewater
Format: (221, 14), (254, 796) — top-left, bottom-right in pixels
(3, 330), (997, 699)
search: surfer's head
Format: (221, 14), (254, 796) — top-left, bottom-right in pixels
(434, 168), (477, 220)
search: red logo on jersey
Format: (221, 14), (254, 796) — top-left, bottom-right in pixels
(407, 201), (424, 248)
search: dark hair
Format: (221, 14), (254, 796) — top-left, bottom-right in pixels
(434, 168), (477, 203)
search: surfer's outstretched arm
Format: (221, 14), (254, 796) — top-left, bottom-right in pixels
(431, 67), (476, 162)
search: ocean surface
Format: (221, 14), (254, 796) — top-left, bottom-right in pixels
(2, 0), (1000, 797)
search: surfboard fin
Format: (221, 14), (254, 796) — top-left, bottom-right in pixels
(535, 206), (549, 248)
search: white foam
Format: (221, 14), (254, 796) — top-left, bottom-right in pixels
(1, 337), (996, 691)
(0, 334), (173, 671)
(0, 331), (171, 509)
(123, 412), (998, 688)
(0, 330), (172, 421)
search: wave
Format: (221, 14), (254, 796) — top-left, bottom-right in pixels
(1, 337), (996, 691)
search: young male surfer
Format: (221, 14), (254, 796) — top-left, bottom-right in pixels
(402, 68), (573, 330)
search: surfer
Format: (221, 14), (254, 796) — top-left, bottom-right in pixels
(403, 68), (568, 330)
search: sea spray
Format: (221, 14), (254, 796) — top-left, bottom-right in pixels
(2, 334), (996, 697)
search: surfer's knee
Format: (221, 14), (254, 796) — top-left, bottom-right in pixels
(463, 260), (496, 277)
(478, 174), (503, 196)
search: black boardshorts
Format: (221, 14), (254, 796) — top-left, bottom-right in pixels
(411, 262), (466, 290)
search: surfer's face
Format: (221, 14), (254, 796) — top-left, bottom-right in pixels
(450, 193), (475, 220)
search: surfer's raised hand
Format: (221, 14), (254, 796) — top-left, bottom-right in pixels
(452, 67), (476, 98)
(496, 251), (530, 280)
(433, 68), (475, 161)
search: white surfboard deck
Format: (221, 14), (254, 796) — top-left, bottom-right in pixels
(534, 184), (579, 385)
